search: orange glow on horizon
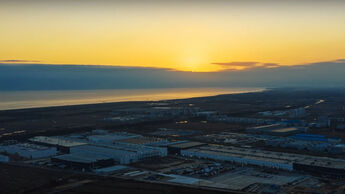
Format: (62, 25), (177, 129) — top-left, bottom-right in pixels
(1, 1), (345, 72)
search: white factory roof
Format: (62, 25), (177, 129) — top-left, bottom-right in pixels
(1, 143), (54, 151)
(186, 147), (291, 164)
(248, 124), (281, 130)
(29, 136), (87, 147)
(271, 127), (299, 133)
(185, 145), (345, 169)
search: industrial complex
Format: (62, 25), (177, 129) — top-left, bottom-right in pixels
(3, 89), (345, 193)
(27, 132), (169, 169)
(3, 121), (345, 193)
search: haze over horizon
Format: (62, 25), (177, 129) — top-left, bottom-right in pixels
(1, 59), (345, 91)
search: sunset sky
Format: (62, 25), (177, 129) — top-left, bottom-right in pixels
(1, 0), (345, 72)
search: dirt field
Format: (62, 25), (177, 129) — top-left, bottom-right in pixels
(0, 163), (241, 194)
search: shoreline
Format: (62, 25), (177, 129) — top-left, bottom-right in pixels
(0, 87), (265, 111)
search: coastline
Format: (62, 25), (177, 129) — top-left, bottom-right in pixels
(0, 87), (264, 111)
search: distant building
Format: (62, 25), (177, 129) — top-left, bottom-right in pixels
(0, 143), (57, 159)
(149, 128), (197, 137)
(52, 152), (114, 170)
(246, 124), (306, 136)
(196, 111), (218, 118)
(208, 115), (273, 125)
(112, 106), (200, 118)
(289, 108), (306, 118)
(290, 134), (341, 143)
(29, 136), (87, 153)
(181, 145), (345, 177)
(91, 129), (109, 135)
(93, 165), (130, 175)
(88, 132), (141, 144)
(259, 107), (306, 118)
(117, 136), (168, 146)
(167, 141), (207, 154)
(317, 116), (330, 128)
(0, 154), (9, 162)
(259, 111), (273, 116)
(69, 143), (167, 164)
(329, 118), (345, 130)
(266, 135), (344, 155)
(280, 119), (305, 127)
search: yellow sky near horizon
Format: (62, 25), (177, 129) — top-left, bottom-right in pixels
(1, 1), (345, 72)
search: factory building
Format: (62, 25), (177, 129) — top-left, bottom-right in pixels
(266, 135), (344, 154)
(329, 118), (345, 130)
(117, 136), (168, 147)
(91, 129), (109, 135)
(88, 132), (169, 147)
(280, 119), (305, 127)
(208, 115), (273, 125)
(29, 136), (87, 153)
(290, 134), (341, 143)
(196, 111), (218, 117)
(167, 141), (207, 154)
(246, 124), (306, 136)
(48, 132), (168, 169)
(182, 146), (293, 171)
(113, 107), (200, 117)
(181, 145), (345, 177)
(259, 107), (306, 118)
(0, 143), (57, 159)
(93, 165), (130, 175)
(111, 142), (167, 158)
(52, 152), (114, 170)
(293, 159), (345, 177)
(69, 143), (167, 164)
(289, 107), (306, 118)
(88, 132), (142, 144)
(0, 154), (9, 162)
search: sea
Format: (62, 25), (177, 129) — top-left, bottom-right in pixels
(0, 87), (264, 110)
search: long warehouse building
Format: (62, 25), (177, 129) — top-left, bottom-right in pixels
(69, 142), (167, 164)
(181, 145), (345, 177)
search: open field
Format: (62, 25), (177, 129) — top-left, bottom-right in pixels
(3, 88), (344, 142)
(0, 163), (240, 194)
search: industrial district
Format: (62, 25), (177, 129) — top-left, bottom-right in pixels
(1, 89), (345, 193)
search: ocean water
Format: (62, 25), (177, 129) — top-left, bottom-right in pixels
(0, 88), (264, 110)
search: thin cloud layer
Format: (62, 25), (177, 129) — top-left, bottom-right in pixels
(0, 59), (41, 63)
(334, 59), (345, 63)
(211, 61), (280, 70)
(212, 62), (259, 67)
(260, 63), (280, 68)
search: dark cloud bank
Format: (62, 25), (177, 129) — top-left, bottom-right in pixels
(0, 59), (345, 91)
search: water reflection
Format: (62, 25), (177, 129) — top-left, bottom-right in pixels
(0, 88), (264, 110)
